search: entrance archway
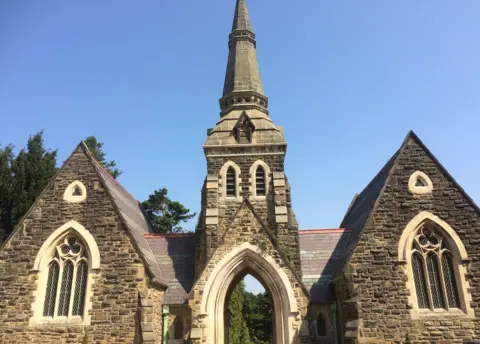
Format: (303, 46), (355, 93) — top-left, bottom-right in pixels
(200, 242), (298, 344)
(224, 273), (273, 344)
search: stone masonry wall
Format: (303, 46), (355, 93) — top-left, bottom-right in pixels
(199, 150), (302, 275)
(346, 137), (480, 343)
(0, 148), (160, 344)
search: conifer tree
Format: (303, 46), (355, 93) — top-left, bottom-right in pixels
(83, 136), (121, 179)
(0, 144), (14, 238)
(228, 279), (252, 344)
(142, 188), (196, 233)
(0, 132), (57, 237)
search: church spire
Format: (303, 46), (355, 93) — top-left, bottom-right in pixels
(220, 0), (268, 116)
(232, 0), (252, 31)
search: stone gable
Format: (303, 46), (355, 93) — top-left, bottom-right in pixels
(188, 200), (309, 344)
(0, 146), (160, 344)
(340, 135), (480, 343)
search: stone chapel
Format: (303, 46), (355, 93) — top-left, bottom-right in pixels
(1, 1), (480, 343)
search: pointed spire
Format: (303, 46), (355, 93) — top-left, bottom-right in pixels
(232, 0), (252, 31)
(219, 0), (268, 116)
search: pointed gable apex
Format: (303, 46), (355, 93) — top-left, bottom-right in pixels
(190, 198), (309, 298)
(0, 142), (86, 249)
(338, 130), (480, 275)
(405, 131), (480, 214)
(1, 142), (168, 287)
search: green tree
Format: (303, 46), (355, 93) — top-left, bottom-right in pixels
(0, 132), (57, 237)
(228, 280), (252, 344)
(0, 145), (14, 238)
(142, 188), (196, 234)
(83, 136), (121, 179)
(244, 290), (272, 344)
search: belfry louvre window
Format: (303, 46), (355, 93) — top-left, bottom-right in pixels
(411, 223), (461, 310)
(43, 235), (89, 318)
(226, 167), (236, 197)
(255, 166), (266, 196)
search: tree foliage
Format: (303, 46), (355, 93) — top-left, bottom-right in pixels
(244, 289), (273, 344)
(0, 132), (58, 237)
(228, 280), (253, 344)
(228, 278), (272, 344)
(83, 136), (121, 179)
(142, 188), (196, 234)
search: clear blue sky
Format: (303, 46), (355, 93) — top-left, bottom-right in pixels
(2, 1), (480, 293)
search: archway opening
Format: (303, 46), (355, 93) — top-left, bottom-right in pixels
(201, 243), (299, 344)
(225, 273), (273, 344)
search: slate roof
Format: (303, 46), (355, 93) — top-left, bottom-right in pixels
(85, 145), (168, 287)
(146, 234), (196, 304)
(340, 149), (400, 253)
(299, 229), (351, 302)
(145, 229), (350, 304)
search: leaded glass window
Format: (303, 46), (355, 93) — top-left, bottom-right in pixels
(43, 261), (59, 316)
(226, 167), (236, 197)
(411, 223), (461, 310)
(42, 235), (89, 318)
(255, 166), (266, 196)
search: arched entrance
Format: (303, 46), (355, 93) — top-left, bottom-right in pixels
(224, 273), (273, 344)
(200, 242), (299, 344)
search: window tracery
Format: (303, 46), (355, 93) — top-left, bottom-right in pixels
(43, 235), (89, 319)
(411, 223), (461, 310)
(63, 181), (87, 203)
(408, 171), (433, 195)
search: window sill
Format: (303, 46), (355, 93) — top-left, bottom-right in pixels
(29, 316), (88, 327)
(224, 196), (242, 202)
(412, 308), (473, 319)
(250, 195), (267, 201)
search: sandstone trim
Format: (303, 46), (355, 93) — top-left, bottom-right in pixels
(398, 211), (474, 319)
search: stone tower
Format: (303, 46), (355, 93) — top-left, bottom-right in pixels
(189, 4), (309, 342)
(195, 0), (302, 277)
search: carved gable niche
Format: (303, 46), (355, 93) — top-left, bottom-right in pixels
(233, 112), (255, 144)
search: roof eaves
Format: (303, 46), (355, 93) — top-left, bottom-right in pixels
(336, 134), (409, 276)
(82, 142), (169, 288)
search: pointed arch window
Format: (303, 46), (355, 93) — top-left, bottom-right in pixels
(411, 223), (461, 310)
(255, 166), (266, 196)
(42, 235), (89, 318)
(226, 167), (237, 197)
